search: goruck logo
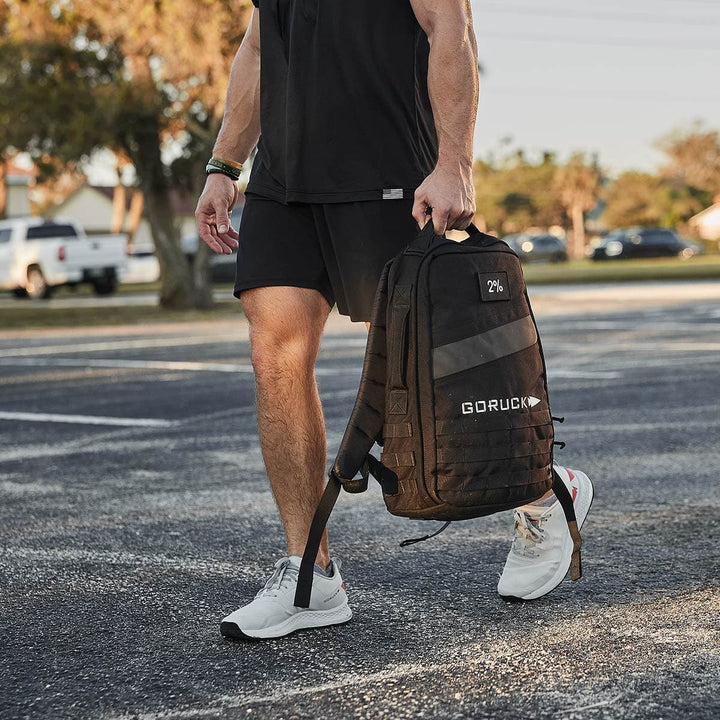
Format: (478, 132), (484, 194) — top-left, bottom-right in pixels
(461, 396), (542, 415)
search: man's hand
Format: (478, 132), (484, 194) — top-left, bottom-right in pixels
(195, 174), (241, 254)
(412, 162), (475, 235)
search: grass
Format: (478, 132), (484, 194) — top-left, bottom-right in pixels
(522, 255), (720, 285)
(0, 300), (242, 331)
(2, 257), (719, 331)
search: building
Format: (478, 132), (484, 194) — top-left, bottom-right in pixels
(689, 197), (720, 242)
(47, 184), (202, 251)
(1, 161), (35, 218)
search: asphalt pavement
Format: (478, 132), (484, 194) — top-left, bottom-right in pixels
(0, 283), (719, 720)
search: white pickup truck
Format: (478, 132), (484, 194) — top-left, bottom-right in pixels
(0, 217), (128, 299)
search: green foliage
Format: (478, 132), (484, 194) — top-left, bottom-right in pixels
(473, 153), (565, 234)
(0, 40), (124, 177)
(602, 171), (708, 230)
(657, 122), (720, 196)
(0, 0), (252, 308)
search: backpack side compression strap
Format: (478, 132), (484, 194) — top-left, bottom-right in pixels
(294, 472), (342, 608)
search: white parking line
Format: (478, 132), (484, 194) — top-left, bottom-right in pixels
(548, 370), (623, 379)
(0, 335), (236, 357)
(0, 357), (355, 375)
(0, 411), (175, 427)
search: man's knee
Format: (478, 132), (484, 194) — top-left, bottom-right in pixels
(242, 286), (329, 378)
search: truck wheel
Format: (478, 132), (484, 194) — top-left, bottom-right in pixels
(93, 275), (118, 296)
(26, 266), (53, 299)
(12, 287), (28, 298)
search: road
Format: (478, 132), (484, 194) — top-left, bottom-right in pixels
(1, 284), (719, 720)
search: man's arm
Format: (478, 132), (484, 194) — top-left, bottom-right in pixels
(195, 10), (261, 254)
(409, 0), (479, 235)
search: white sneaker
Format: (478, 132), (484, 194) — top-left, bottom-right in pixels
(498, 465), (594, 601)
(220, 556), (352, 639)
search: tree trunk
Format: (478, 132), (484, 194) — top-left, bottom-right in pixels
(111, 182), (126, 234)
(571, 203), (586, 260)
(126, 117), (194, 309)
(192, 241), (214, 310)
(126, 189), (144, 241)
(187, 134), (217, 311)
(143, 187), (194, 309)
(0, 159), (7, 220)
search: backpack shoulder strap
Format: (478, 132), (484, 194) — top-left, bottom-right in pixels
(294, 473), (342, 608)
(294, 261), (392, 608)
(332, 259), (391, 491)
(552, 468), (583, 580)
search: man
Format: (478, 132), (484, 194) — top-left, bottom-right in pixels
(195, 0), (593, 640)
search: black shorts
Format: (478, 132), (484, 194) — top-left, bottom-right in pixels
(233, 195), (418, 322)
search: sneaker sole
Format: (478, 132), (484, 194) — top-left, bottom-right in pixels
(500, 469), (595, 602)
(220, 603), (353, 640)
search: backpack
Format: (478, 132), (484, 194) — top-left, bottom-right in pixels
(294, 222), (583, 607)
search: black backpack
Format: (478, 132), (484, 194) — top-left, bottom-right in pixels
(294, 222), (582, 607)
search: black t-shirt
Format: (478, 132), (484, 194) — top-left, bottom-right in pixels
(247, 0), (438, 203)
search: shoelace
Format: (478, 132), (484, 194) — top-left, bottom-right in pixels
(512, 510), (549, 555)
(255, 559), (299, 599)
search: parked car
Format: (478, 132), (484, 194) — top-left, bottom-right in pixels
(120, 248), (161, 284)
(181, 204), (244, 283)
(502, 233), (567, 263)
(0, 217), (127, 298)
(590, 227), (685, 261)
(678, 237), (705, 259)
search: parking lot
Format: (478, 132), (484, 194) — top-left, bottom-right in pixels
(1, 283), (719, 720)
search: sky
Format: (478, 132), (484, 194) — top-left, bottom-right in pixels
(84, 0), (720, 185)
(469, 0), (720, 175)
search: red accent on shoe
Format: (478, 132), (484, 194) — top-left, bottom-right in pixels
(572, 486), (578, 502)
(341, 582), (346, 590)
(567, 468), (575, 481)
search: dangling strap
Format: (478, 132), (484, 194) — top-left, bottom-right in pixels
(294, 473), (342, 608)
(552, 468), (583, 581)
(294, 454), (398, 608)
(399, 520), (451, 548)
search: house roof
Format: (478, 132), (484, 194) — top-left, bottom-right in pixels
(90, 185), (199, 216)
(4, 160), (38, 185)
(5, 160), (38, 178)
(46, 182), (245, 222)
(689, 199), (720, 224)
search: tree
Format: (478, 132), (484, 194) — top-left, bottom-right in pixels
(554, 153), (601, 260)
(0, 0), (252, 309)
(473, 151), (565, 235)
(657, 122), (720, 196)
(602, 171), (707, 230)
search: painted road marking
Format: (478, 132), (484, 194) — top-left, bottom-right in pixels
(1, 547), (250, 577)
(0, 411), (175, 427)
(0, 357), (630, 379)
(0, 335), (236, 357)
(0, 357), (354, 375)
(548, 370), (622, 379)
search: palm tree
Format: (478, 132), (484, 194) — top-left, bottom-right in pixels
(554, 153), (601, 260)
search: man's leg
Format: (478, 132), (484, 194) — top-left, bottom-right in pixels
(241, 284), (332, 567)
(220, 284), (352, 639)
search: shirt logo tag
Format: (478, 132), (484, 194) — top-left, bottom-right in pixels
(382, 188), (404, 200)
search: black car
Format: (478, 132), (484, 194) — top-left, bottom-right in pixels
(590, 228), (685, 260)
(502, 233), (568, 263)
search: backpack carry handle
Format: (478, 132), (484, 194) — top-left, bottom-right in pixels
(411, 219), (481, 250)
